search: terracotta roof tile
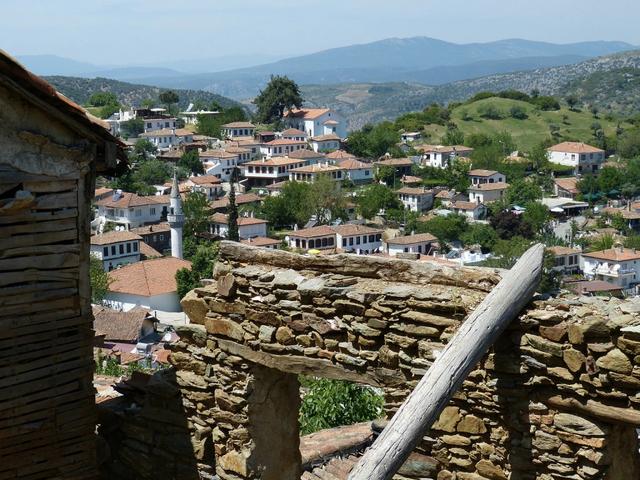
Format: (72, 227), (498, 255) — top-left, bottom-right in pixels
(554, 177), (579, 193)
(210, 213), (268, 226)
(91, 231), (142, 245)
(582, 247), (640, 262)
(396, 187), (433, 195)
(469, 169), (500, 177)
(548, 142), (604, 154)
(284, 108), (330, 120)
(386, 233), (438, 245)
(241, 237), (281, 247)
(96, 193), (170, 209)
(326, 150), (356, 160)
(287, 225), (337, 238)
(210, 193), (262, 210)
(332, 224), (383, 236)
(93, 306), (154, 343)
(468, 182), (509, 191)
(222, 121), (255, 128)
(107, 257), (192, 296)
(189, 175), (222, 186)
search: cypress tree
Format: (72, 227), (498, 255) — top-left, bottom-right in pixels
(227, 167), (240, 241)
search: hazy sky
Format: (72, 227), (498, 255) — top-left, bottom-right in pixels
(2, 0), (639, 65)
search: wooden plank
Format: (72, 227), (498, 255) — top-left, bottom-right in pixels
(0, 287), (77, 307)
(0, 366), (91, 403)
(219, 240), (501, 292)
(0, 217), (77, 238)
(0, 281), (76, 299)
(0, 253), (79, 272)
(0, 308), (80, 331)
(0, 296), (76, 318)
(0, 327), (87, 359)
(348, 244), (544, 480)
(22, 180), (77, 193)
(0, 229), (77, 250)
(0, 244), (80, 259)
(0, 208), (77, 225)
(32, 191), (78, 210)
(0, 269), (78, 287)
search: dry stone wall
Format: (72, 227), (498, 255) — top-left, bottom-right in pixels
(173, 242), (640, 480)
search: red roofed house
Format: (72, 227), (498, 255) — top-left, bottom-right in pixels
(90, 230), (142, 271)
(95, 190), (170, 229)
(582, 246), (640, 292)
(450, 201), (487, 220)
(186, 174), (224, 200)
(260, 138), (307, 158)
(221, 121), (255, 140)
(104, 257), (192, 312)
(547, 142), (605, 175)
(384, 233), (438, 257)
(396, 187), (434, 212)
(548, 246), (582, 275)
(284, 108), (347, 139)
(554, 177), (579, 200)
(310, 133), (342, 152)
(468, 182), (509, 204)
(468, 169), (505, 185)
(285, 224), (383, 254)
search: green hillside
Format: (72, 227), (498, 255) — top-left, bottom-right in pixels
(421, 97), (628, 151)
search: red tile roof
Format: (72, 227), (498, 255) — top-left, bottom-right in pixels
(468, 182), (509, 191)
(548, 142), (604, 154)
(210, 193), (262, 210)
(469, 169), (500, 177)
(386, 233), (438, 245)
(222, 121), (255, 128)
(93, 306), (153, 343)
(96, 193), (170, 209)
(210, 213), (268, 226)
(287, 225), (337, 238)
(582, 247), (640, 262)
(332, 224), (383, 236)
(285, 108), (331, 120)
(189, 175), (222, 186)
(554, 177), (579, 193)
(108, 257), (192, 296)
(241, 237), (281, 247)
(91, 231), (142, 245)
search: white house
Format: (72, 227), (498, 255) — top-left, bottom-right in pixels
(139, 128), (193, 151)
(468, 182), (509, 204)
(582, 246), (640, 291)
(241, 237), (281, 249)
(554, 177), (579, 200)
(384, 233), (438, 256)
(450, 201), (486, 220)
(310, 134), (341, 152)
(209, 213), (268, 239)
(337, 158), (374, 184)
(221, 122), (255, 140)
(468, 169), (505, 185)
(401, 132), (422, 143)
(104, 257), (192, 312)
(260, 139), (307, 158)
(90, 230), (142, 271)
(143, 117), (178, 133)
(180, 110), (218, 125)
(285, 224), (382, 254)
(224, 146), (252, 164)
(95, 191), (170, 229)
(186, 175), (224, 200)
(289, 163), (345, 183)
(280, 128), (307, 141)
(200, 149), (240, 181)
(284, 108), (347, 139)
(418, 145), (474, 168)
(242, 156), (318, 187)
(547, 142), (605, 175)
(548, 246), (582, 275)
(396, 187), (434, 212)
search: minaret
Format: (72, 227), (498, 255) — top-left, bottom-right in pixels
(167, 170), (184, 259)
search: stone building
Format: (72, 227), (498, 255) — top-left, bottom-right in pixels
(0, 51), (125, 478)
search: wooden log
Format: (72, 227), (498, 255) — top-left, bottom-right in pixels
(218, 240), (501, 292)
(544, 394), (640, 426)
(348, 244), (544, 480)
(0, 208), (77, 225)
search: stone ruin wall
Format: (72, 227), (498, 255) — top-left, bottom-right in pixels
(102, 242), (640, 479)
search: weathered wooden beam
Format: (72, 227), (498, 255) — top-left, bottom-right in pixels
(348, 244), (544, 480)
(218, 240), (500, 292)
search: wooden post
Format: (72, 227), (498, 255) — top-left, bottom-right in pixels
(348, 244), (545, 480)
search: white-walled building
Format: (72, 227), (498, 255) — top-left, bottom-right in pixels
(242, 156), (318, 187)
(95, 191), (170, 229)
(140, 128), (193, 151)
(450, 201), (486, 220)
(201, 150), (240, 181)
(418, 145), (474, 168)
(582, 246), (640, 291)
(143, 117), (178, 133)
(280, 128), (307, 141)
(104, 257), (192, 312)
(338, 158), (374, 184)
(209, 213), (268, 239)
(384, 233), (438, 256)
(241, 237), (281, 249)
(401, 132), (422, 143)
(548, 246), (582, 275)
(224, 146), (252, 164)
(468, 169), (505, 185)
(554, 177), (579, 200)
(221, 122), (255, 140)
(396, 187), (434, 212)
(186, 175), (224, 200)
(285, 224), (382, 254)
(310, 134), (341, 152)
(90, 231), (142, 271)
(180, 110), (218, 125)
(284, 108), (347, 139)
(260, 139), (307, 158)
(289, 163), (345, 183)
(468, 182), (509, 204)
(547, 142), (605, 175)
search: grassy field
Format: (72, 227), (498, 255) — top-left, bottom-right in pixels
(421, 97), (630, 151)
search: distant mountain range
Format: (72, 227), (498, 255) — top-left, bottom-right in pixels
(302, 50), (640, 130)
(18, 37), (636, 100)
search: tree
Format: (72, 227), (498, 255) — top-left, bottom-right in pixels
(588, 233), (615, 252)
(375, 165), (396, 185)
(182, 191), (211, 238)
(253, 75), (303, 123)
(227, 168), (240, 241)
(460, 223), (498, 252)
(416, 214), (468, 244)
(175, 241), (219, 298)
(196, 107), (247, 139)
(509, 105), (528, 120)
(309, 175), (347, 225)
(617, 127), (640, 158)
(178, 150), (204, 175)
(159, 90), (179, 112)
(566, 95), (579, 111)
(522, 201), (551, 234)
(134, 159), (173, 186)
(356, 184), (401, 219)
(490, 211), (533, 240)
(120, 118), (144, 138)
(133, 139), (157, 159)
(477, 104), (503, 120)
(90, 256), (111, 303)
(299, 377), (384, 435)
(442, 125), (464, 146)
(347, 122), (401, 158)
(505, 179), (542, 206)
(260, 181), (313, 228)
(89, 92), (119, 107)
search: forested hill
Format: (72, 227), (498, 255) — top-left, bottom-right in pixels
(44, 76), (242, 110)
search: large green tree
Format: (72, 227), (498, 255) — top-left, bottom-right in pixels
(347, 122), (401, 159)
(259, 181), (313, 228)
(182, 191), (211, 238)
(159, 90), (180, 112)
(227, 168), (240, 241)
(356, 184), (402, 219)
(175, 241), (219, 299)
(178, 150), (204, 175)
(253, 75), (303, 124)
(90, 256), (111, 303)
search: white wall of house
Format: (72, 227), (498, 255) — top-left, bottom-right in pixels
(468, 189), (505, 204)
(286, 235), (336, 250)
(104, 292), (182, 313)
(145, 133), (193, 150)
(210, 221), (268, 239)
(385, 241), (433, 256)
(469, 173), (505, 185)
(288, 111), (347, 139)
(336, 233), (382, 254)
(548, 150), (604, 174)
(143, 118), (177, 133)
(311, 140), (341, 152)
(399, 193), (434, 212)
(191, 184), (223, 200)
(259, 143), (305, 158)
(346, 168), (373, 184)
(202, 156), (238, 181)
(583, 257), (640, 288)
(96, 203), (169, 229)
(90, 242), (140, 271)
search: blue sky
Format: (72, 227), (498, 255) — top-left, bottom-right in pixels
(2, 0), (639, 65)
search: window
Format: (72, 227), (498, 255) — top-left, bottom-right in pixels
(136, 209), (142, 217)
(103, 247), (108, 257)
(321, 238), (328, 247)
(309, 239), (315, 248)
(111, 246), (116, 256)
(368, 235), (375, 243)
(295, 239), (300, 248)
(327, 237), (334, 246)
(349, 237), (354, 246)
(165, 122), (170, 128)
(418, 245), (422, 253)
(133, 243), (138, 252)
(159, 234), (165, 241)
(404, 247), (409, 252)
(146, 123), (151, 128)
(126, 243), (131, 253)
(356, 237), (361, 245)
(151, 208), (156, 215)
(119, 244), (124, 254)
